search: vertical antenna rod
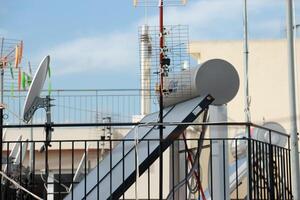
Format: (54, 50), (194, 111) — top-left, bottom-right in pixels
(159, 0), (164, 199)
(286, 0), (300, 198)
(0, 37), (4, 196)
(243, 0), (250, 122)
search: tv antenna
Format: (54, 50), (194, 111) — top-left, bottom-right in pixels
(134, 1), (189, 200)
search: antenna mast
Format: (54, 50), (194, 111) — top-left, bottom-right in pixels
(243, 0), (250, 122)
(134, 1), (188, 199)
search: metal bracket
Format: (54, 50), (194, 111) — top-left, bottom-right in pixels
(23, 96), (54, 123)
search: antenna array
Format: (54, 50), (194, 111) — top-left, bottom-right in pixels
(0, 37), (23, 69)
(139, 25), (192, 103)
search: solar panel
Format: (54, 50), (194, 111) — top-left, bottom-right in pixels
(64, 95), (213, 200)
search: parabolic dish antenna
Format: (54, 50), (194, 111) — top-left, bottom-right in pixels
(252, 121), (287, 147)
(23, 55), (50, 122)
(22, 55), (53, 152)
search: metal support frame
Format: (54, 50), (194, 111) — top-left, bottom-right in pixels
(23, 95), (53, 200)
(210, 105), (230, 200)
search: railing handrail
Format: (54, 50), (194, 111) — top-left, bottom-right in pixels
(2, 121), (290, 138)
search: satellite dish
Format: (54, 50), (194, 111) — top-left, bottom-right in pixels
(252, 122), (287, 147)
(14, 140), (28, 165)
(68, 146), (89, 192)
(23, 55), (50, 122)
(22, 55), (54, 152)
(2, 135), (22, 173)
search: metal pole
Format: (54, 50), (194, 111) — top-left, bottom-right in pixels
(286, 0), (300, 199)
(0, 37), (4, 199)
(44, 96), (53, 200)
(159, 1), (164, 199)
(243, 0), (250, 123)
(243, 2), (252, 199)
(29, 120), (34, 172)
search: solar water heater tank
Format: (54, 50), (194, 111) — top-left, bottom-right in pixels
(163, 59), (240, 107)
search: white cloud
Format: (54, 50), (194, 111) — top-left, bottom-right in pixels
(142, 0), (286, 39)
(43, 32), (138, 75)
(38, 0), (289, 76)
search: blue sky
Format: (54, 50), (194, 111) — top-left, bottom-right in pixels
(1, 0), (299, 89)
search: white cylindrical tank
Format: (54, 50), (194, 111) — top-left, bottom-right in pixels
(162, 59), (240, 107)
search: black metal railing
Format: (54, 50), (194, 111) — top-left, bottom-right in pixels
(0, 122), (293, 200)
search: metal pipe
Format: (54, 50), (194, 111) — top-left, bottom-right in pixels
(0, 37), (4, 199)
(159, 1), (164, 199)
(243, 0), (250, 123)
(285, 0), (300, 198)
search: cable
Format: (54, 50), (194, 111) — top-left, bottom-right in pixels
(165, 110), (209, 200)
(0, 170), (43, 200)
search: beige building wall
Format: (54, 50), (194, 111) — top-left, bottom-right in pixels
(190, 39), (300, 134)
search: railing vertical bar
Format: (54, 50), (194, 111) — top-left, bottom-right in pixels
(277, 146), (280, 199)
(257, 140), (262, 199)
(5, 142), (9, 200)
(282, 148), (287, 200)
(210, 139), (213, 200)
(280, 147), (286, 200)
(262, 141), (266, 200)
(172, 141), (175, 200)
(84, 141), (87, 199)
(235, 139), (238, 200)
(286, 147), (290, 199)
(269, 137), (275, 200)
(97, 141), (99, 200)
(247, 124), (252, 200)
(59, 141), (62, 200)
(278, 146), (281, 198)
(147, 140), (150, 200)
(20, 141), (23, 200)
(110, 139), (112, 200)
(222, 140), (226, 198)
(265, 142), (270, 200)
(123, 140), (125, 200)
(33, 142), (36, 200)
(71, 141), (74, 199)
(253, 139), (256, 199)
(288, 139), (292, 199)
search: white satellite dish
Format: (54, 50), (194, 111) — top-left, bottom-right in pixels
(252, 122), (287, 147)
(22, 55), (54, 152)
(2, 135), (22, 173)
(14, 140), (29, 165)
(23, 55), (50, 122)
(68, 146), (89, 192)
